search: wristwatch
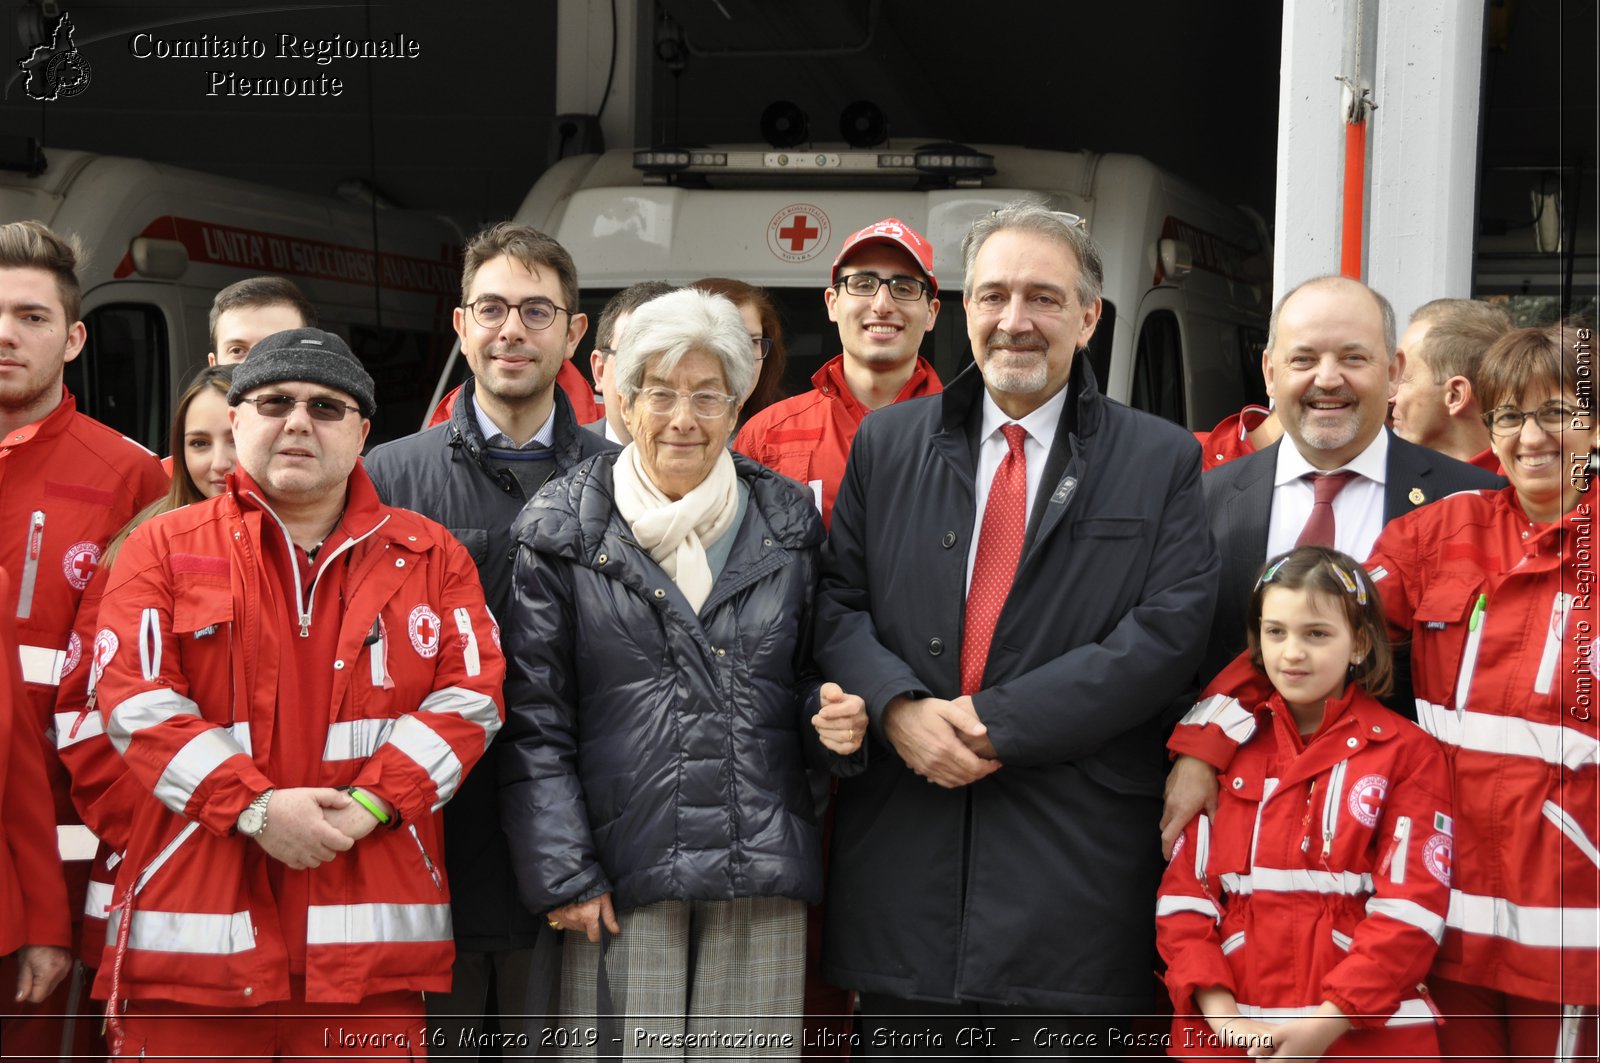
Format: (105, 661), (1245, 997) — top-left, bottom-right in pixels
(236, 789), (274, 838)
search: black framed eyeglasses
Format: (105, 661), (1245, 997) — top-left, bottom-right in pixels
(752, 336), (774, 361)
(239, 394), (361, 422)
(835, 273), (929, 302)
(464, 297), (572, 331)
(1484, 402), (1581, 437)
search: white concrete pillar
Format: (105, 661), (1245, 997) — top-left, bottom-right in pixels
(556, 0), (649, 151)
(1367, 0), (1487, 321)
(1275, 0), (1367, 296)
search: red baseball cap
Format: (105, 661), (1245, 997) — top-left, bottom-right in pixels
(830, 218), (937, 297)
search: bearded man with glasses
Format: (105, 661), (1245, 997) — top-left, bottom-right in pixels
(364, 222), (615, 1056)
(90, 327), (504, 1059)
(735, 217), (943, 528)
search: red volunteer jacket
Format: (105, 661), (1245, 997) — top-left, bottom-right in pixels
(1196, 405), (1273, 472)
(0, 390), (166, 840)
(1159, 684), (1451, 1058)
(0, 564), (71, 957)
(733, 354), (941, 528)
(1366, 484), (1597, 1004)
(90, 464), (504, 1006)
(1172, 485), (1598, 1006)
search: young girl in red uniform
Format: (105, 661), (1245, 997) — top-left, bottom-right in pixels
(1158, 547), (1453, 1061)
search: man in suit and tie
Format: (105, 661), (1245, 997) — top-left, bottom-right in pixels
(1161, 274), (1501, 854)
(815, 201), (1219, 1051)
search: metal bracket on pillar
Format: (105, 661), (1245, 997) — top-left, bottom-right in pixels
(1337, 77), (1376, 126)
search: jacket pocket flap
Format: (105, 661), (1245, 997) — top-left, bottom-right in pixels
(1071, 516), (1145, 540)
(1413, 575), (1483, 625)
(171, 572), (232, 634)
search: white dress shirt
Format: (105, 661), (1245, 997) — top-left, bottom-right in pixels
(966, 384), (1070, 594)
(1266, 430), (1389, 562)
(474, 395), (556, 450)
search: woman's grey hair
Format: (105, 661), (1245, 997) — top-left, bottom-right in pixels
(613, 287), (755, 403)
(960, 199), (1104, 308)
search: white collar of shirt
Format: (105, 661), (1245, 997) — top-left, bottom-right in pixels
(966, 383), (1071, 594)
(604, 419), (624, 445)
(1273, 427), (1389, 487)
(1267, 428), (1391, 562)
(977, 382), (1069, 460)
(473, 395), (556, 450)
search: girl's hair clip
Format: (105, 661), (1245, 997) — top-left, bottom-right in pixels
(1254, 557), (1288, 591)
(1331, 563), (1368, 605)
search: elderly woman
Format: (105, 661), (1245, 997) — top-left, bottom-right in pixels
(499, 287), (865, 1057)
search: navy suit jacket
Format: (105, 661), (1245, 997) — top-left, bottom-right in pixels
(1201, 430), (1504, 686)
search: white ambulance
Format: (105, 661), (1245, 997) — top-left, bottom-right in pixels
(432, 142), (1272, 431)
(0, 143), (462, 448)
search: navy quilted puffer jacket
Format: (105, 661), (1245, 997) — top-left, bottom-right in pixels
(498, 451), (828, 912)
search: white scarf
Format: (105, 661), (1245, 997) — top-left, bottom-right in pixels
(612, 443), (740, 612)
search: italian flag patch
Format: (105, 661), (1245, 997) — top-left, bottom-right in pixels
(1435, 812), (1453, 836)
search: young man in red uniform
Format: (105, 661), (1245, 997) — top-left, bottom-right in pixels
(735, 217), (942, 527)
(0, 220), (167, 1056)
(90, 329), (505, 1059)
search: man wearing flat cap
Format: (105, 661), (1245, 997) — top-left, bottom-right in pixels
(87, 327), (506, 1059)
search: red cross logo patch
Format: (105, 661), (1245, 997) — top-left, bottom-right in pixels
(62, 540), (102, 590)
(1423, 832), (1453, 886)
(1347, 774), (1388, 828)
(89, 628), (118, 689)
(61, 630), (82, 678)
(408, 605), (441, 659)
(767, 204), (831, 263)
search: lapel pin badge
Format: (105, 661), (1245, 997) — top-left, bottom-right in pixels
(1408, 487), (1425, 505)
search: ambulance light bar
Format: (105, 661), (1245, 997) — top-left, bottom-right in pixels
(633, 145), (996, 183)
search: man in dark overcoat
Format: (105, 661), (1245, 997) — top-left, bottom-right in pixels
(815, 201), (1220, 1055)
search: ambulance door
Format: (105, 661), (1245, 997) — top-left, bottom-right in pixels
(1129, 288), (1188, 428)
(67, 281), (203, 452)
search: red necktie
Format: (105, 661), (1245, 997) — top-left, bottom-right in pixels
(962, 424), (1029, 695)
(1295, 471), (1357, 548)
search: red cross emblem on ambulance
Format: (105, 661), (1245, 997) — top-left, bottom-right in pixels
(62, 541), (102, 590)
(1347, 774), (1388, 828)
(767, 204), (831, 263)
